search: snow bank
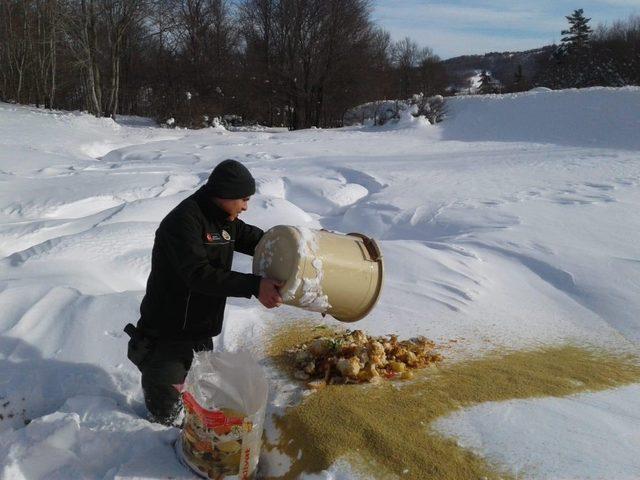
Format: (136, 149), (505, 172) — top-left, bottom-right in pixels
(442, 86), (640, 149)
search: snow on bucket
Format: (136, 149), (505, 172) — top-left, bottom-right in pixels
(176, 350), (268, 479)
(252, 226), (384, 322)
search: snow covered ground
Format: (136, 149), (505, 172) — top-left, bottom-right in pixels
(0, 86), (639, 479)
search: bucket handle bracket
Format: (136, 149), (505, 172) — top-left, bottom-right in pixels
(347, 233), (382, 261)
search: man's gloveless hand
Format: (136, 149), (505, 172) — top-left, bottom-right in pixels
(259, 278), (284, 308)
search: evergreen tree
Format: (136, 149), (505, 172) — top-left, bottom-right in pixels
(561, 9), (592, 54)
(537, 10), (595, 89)
(511, 64), (527, 91)
(535, 13), (639, 89)
(478, 70), (495, 94)
(514, 65), (524, 84)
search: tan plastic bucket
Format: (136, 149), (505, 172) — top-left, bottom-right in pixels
(252, 226), (384, 322)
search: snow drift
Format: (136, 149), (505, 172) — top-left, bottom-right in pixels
(1, 87), (639, 479)
(442, 86), (640, 149)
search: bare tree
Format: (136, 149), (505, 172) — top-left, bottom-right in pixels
(0, 0), (32, 103)
(0, 0), (450, 127)
(416, 47), (447, 97)
(391, 38), (446, 99)
(60, 0), (104, 115)
(32, 0), (58, 108)
(104, 0), (148, 118)
(391, 37), (420, 97)
(239, 0), (380, 129)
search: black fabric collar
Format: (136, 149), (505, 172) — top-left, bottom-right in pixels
(195, 186), (232, 224)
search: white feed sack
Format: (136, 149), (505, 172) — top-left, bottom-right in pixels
(177, 350), (269, 479)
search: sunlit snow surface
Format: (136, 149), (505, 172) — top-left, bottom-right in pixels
(1, 87), (639, 479)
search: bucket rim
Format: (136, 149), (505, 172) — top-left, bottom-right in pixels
(330, 235), (384, 322)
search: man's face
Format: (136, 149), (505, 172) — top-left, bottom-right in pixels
(215, 196), (250, 221)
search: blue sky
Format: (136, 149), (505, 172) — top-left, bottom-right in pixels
(372, 0), (640, 59)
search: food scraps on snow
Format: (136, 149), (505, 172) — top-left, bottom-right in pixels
(285, 329), (442, 387)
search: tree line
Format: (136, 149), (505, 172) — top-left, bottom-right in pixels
(535, 10), (640, 89)
(476, 10), (640, 94)
(2, 4), (638, 128)
(0, 0), (449, 128)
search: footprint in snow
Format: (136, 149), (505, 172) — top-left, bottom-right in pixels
(583, 182), (615, 191)
(613, 177), (638, 187)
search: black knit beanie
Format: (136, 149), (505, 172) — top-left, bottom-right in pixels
(205, 159), (256, 199)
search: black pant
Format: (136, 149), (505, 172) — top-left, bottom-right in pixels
(128, 333), (213, 425)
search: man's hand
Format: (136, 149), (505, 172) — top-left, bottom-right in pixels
(258, 278), (284, 309)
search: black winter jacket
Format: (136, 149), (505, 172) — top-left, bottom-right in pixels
(136, 186), (264, 340)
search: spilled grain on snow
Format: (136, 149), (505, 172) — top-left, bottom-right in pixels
(266, 323), (640, 480)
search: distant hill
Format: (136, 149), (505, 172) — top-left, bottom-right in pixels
(443, 46), (555, 93)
